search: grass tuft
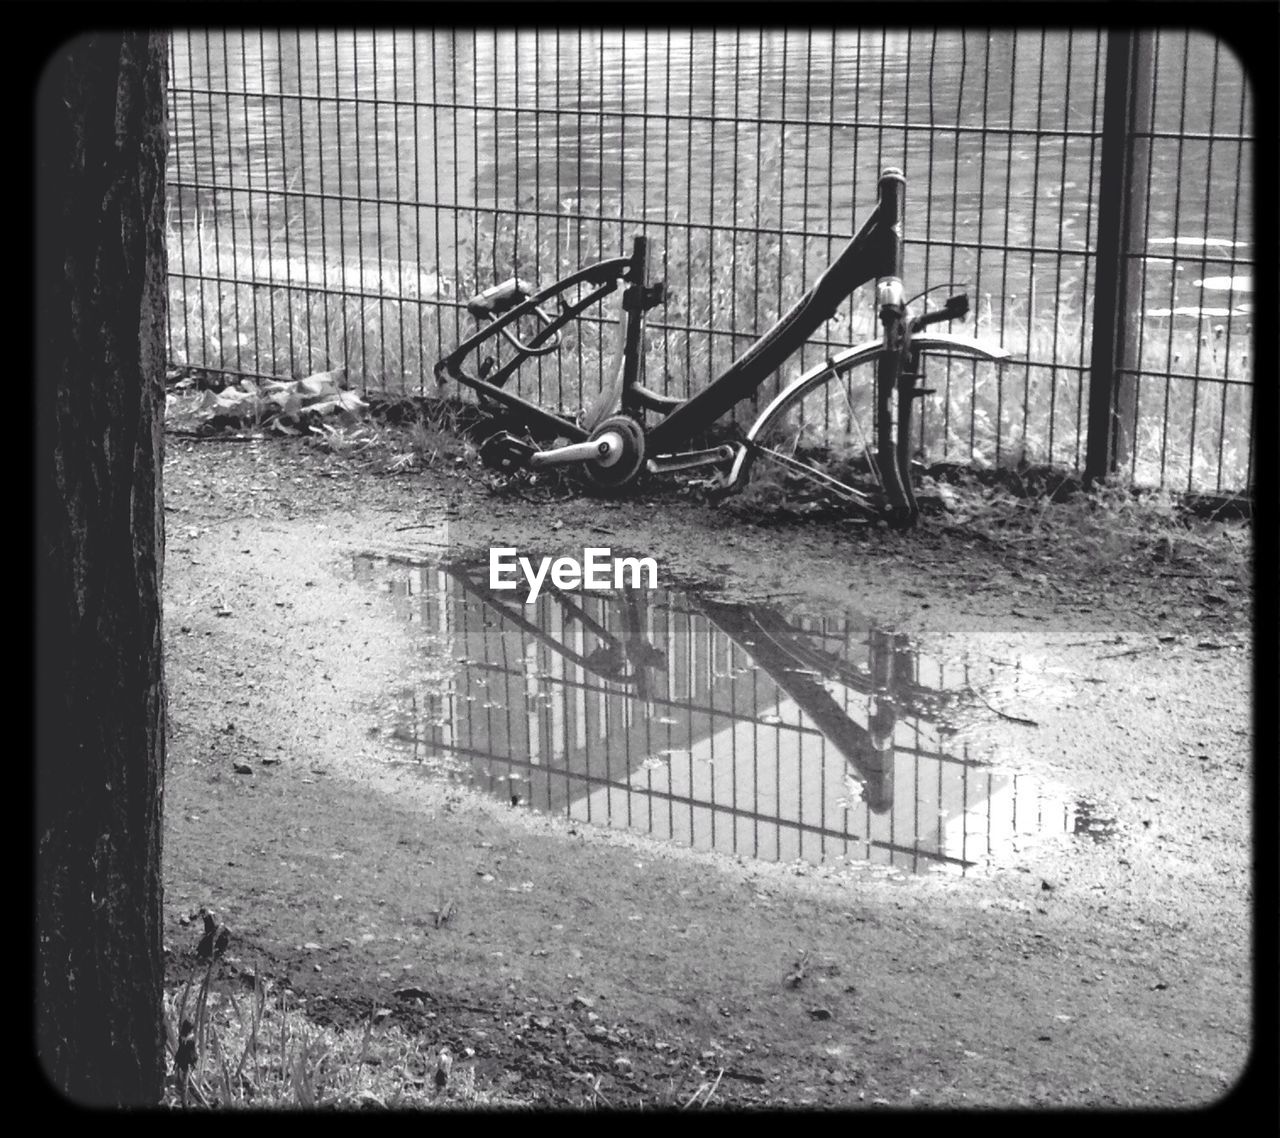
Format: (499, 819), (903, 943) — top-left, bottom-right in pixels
(931, 471), (1251, 576)
(163, 962), (530, 1110)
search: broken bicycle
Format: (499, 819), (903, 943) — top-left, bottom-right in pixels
(434, 167), (1010, 528)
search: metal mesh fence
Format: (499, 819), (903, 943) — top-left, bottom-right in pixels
(166, 28), (1254, 493)
(1113, 31), (1254, 492)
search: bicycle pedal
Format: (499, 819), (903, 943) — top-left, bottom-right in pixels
(911, 387), (936, 397)
(478, 431), (536, 473)
(690, 474), (735, 501)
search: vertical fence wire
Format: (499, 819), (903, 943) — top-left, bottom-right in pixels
(165, 28), (1254, 494)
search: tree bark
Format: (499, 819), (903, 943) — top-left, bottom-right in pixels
(36, 32), (169, 1106)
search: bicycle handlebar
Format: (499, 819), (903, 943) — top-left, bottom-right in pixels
(911, 293), (969, 332)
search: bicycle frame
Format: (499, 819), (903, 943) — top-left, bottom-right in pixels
(434, 248), (645, 445)
(434, 167), (1007, 525)
(645, 170), (903, 452)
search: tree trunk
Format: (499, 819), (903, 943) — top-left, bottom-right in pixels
(36, 32), (170, 1106)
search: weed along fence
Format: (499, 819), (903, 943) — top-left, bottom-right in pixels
(165, 28), (1254, 496)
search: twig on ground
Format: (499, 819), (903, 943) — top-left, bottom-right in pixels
(971, 689), (1040, 727)
(1096, 643), (1161, 660)
(944, 521), (1008, 549)
(166, 431), (261, 442)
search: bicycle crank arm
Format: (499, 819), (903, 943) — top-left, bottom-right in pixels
(529, 430), (628, 469)
(646, 445), (737, 474)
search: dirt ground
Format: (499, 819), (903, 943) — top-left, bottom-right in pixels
(160, 435), (1255, 1109)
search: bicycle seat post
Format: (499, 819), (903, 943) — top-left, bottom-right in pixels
(583, 234), (653, 432)
(619, 235), (650, 409)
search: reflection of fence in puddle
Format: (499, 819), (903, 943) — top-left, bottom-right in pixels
(355, 554), (1077, 873)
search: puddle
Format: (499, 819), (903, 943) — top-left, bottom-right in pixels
(353, 553), (1112, 875)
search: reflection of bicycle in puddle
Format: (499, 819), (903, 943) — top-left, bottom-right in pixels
(443, 562), (928, 808)
(364, 554), (1087, 873)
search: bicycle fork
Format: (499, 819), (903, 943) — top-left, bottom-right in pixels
(874, 276), (919, 528)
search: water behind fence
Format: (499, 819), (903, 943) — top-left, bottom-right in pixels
(166, 27), (1254, 494)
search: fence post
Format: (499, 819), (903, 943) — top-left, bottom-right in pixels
(1086, 30), (1155, 485)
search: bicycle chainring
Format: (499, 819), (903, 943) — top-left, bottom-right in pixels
(581, 414), (646, 492)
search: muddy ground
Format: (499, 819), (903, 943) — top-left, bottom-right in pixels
(161, 435), (1254, 1108)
